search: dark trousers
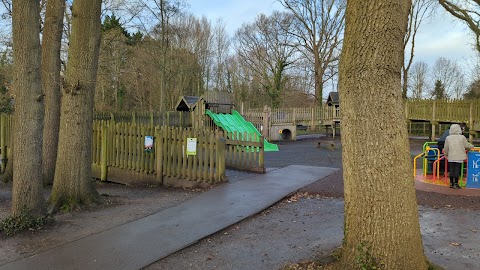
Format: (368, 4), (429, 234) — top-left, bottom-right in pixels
(437, 142), (445, 172)
(448, 162), (462, 178)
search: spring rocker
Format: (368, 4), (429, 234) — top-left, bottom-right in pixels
(413, 142), (480, 188)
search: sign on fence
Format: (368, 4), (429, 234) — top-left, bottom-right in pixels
(144, 136), (153, 153)
(186, 138), (197, 156)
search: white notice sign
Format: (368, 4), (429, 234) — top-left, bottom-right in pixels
(186, 138), (197, 156)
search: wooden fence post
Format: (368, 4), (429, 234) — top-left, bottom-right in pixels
(292, 108), (296, 125)
(215, 131), (225, 183)
(470, 101), (474, 142)
(311, 107), (314, 130)
(155, 126), (163, 184)
(404, 100), (409, 119)
(0, 114), (5, 172)
(100, 123), (108, 181)
(431, 101), (437, 141)
(262, 105), (269, 139)
(259, 135), (265, 173)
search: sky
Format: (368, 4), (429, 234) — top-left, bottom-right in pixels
(188, 0), (478, 76)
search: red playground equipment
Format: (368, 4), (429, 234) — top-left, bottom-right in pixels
(413, 142), (480, 187)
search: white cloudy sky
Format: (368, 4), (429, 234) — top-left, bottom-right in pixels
(188, 0), (477, 74)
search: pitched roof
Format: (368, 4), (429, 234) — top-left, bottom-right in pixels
(327, 92), (339, 105)
(175, 95), (204, 111)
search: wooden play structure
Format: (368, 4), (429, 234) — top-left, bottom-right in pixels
(2, 94), (480, 189)
(243, 98), (480, 142)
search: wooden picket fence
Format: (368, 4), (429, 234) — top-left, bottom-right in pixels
(0, 114), (12, 172)
(225, 131), (265, 173)
(91, 121), (224, 187)
(91, 121), (265, 187)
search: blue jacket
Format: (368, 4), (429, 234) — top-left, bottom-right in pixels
(438, 129), (450, 143)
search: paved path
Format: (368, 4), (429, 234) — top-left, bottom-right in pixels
(0, 165), (338, 270)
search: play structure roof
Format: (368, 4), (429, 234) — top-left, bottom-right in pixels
(327, 92), (339, 106)
(175, 95), (204, 112)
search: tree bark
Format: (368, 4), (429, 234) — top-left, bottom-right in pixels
(42, 0), (65, 185)
(314, 48), (322, 106)
(338, 1), (428, 269)
(11, 0), (45, 215)
(49, 0), (102, 212)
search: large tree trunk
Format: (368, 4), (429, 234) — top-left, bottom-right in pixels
(49, 0), (102, 212)
(338, 1), (428, 269)
(11, 0), (45, 216)
(42, 0), (65, 186)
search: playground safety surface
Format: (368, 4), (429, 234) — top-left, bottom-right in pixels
(1, 136), (480, 270)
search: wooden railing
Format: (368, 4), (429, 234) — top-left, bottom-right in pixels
(406, 99), (480, 125)
(243, 99), (480, 131)
(243, 105), (340, 132)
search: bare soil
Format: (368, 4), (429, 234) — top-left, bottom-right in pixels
(1, 137), (480, 269)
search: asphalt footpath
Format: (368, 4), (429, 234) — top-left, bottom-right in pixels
(0, 165), (338, 270)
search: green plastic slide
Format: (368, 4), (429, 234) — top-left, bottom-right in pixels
(206, 109), (279, 152)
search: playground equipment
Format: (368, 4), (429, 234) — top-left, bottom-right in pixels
(206, 109), (279, 152)
(270, 123), (296, 141)
(413, 142), (480, 188)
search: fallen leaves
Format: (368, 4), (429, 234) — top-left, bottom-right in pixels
(286, 192), (323, 203)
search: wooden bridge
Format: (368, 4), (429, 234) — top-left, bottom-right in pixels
(242, 99), (480, 141)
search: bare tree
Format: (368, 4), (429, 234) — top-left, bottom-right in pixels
(464, 78), (480, 98)
(278, 0), (345, 106)
(1, 0), (12, 17)
(439, 0), (480, 52)
(170, 14), (212, 95)
(408, 61), (430, 98)
(235, 12), (298, 108)
(402, 0), (436, 99)
(11, 0), (45, 215)
(338, 0), (428, 268)
(135, 0), (186, 111)
(96, 15), (133, 111)
(212, 19), (231, 92)
(431, 56), (464, 98)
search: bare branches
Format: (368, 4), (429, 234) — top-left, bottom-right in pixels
(402, 0), (436, 99)
(234, 11), (299, 107)
(278, 0), (345, 105)
(439, 0), (480, 52)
